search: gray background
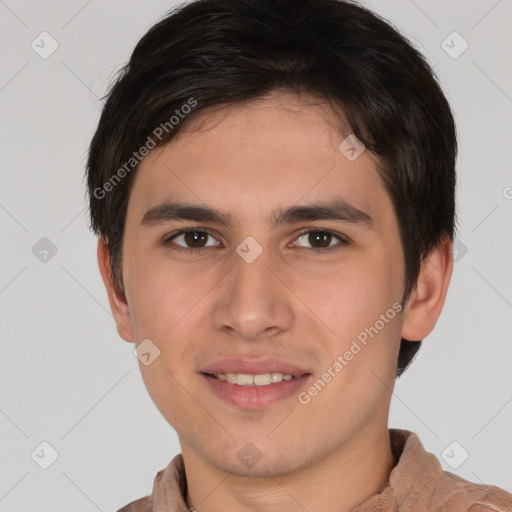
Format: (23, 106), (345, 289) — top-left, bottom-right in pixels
(0, 0), (511, 510)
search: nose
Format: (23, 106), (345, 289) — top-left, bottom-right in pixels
(211, 245), (295, 342)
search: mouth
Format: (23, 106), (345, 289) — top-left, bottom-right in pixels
(200, 358), (310, 378)
(199, 359), (312, 409)
(204, 372), (298, 386)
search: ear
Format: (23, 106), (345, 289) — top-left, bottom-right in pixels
(401, 235), (453, 341)
(97, 237), (135, 343)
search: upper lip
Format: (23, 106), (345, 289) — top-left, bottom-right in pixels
(200, 358), (311, 376)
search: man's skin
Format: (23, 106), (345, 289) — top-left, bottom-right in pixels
(97, 92), (453, 512)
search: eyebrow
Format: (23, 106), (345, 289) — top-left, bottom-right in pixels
(140, 198), (373, 229)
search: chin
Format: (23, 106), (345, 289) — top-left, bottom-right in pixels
(209, 447), (314, 479)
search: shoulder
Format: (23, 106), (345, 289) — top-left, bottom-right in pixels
(386, 429), (512, 511)
(435, 470), (512, 511)
(115, 454), (186, 512)
(116, 495), (152, 512)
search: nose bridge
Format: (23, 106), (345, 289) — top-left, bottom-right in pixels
(212, 239), (294, 339)
(232, 240), (273, 297)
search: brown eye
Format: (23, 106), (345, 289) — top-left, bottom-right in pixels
(308, 231), (332, 248)
(167, 229), (218, 250)
(295, 230), (348, 251)
(183, 230), (208, 248)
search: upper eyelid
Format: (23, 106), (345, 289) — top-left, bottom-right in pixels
(293, 230), (350, 248)
(295, 228), (348, 241)
(165, 227), (219, 242)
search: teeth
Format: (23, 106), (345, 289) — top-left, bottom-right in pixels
(237, 373), (253, 386)
(215, 372), (295, 386)
(254, 374), (271, 385)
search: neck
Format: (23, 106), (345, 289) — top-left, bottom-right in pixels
(182, 424), (396, 512)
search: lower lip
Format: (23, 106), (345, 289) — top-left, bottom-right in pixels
(201, 373), (311, 409)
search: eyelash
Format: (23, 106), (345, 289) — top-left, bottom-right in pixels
(162, 228), (350, 254)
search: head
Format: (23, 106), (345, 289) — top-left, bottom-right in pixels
(87, 0), (456, 477)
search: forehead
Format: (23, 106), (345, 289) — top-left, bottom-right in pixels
(127, 92), (390, 227)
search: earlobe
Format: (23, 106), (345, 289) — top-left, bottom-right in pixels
(97, 237), (135, 343)
(401, 236), (454, 342)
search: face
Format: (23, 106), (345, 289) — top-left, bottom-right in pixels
(116, 93), (407, 477)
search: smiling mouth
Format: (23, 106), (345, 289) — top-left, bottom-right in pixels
(204, 372), (302, 386)
(201, 371), (312, 409)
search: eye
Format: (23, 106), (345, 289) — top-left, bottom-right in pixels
(164, 229), (219, 251)
(163, 228), (349, 253)
(293, 230), (349, 251)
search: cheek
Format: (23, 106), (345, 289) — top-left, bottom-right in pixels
(297, 251), (403, 395)
(125, 253), (212, 390)
(138, 358), (205, 439)
(124, 250), (210, 337)
(297, 256), (397, 340)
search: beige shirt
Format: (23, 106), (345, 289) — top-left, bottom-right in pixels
(117, 429), (512, 512)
